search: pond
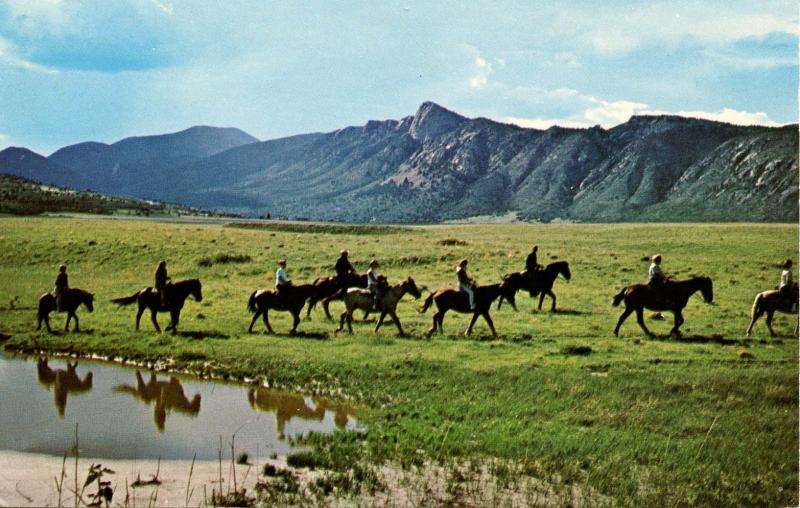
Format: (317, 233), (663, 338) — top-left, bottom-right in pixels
(0, 352), (360, 460)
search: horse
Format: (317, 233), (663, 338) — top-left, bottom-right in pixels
(745, 287), (799, 337)
(612, 277), (713, 337)
(419, 279), (518, 337)
(335, 277), (421, 337)
(499, 261), (571, 311)
(247, 283), (319, 334)
(111, 279), (203, 333)
(306, 273), (369, 320)
(37, 288), (94, 333)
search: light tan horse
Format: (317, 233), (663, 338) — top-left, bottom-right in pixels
(335, 277), (421, 337)
(745, 288), (799, 337)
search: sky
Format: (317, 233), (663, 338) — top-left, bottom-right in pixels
(0, 0), (797, 154)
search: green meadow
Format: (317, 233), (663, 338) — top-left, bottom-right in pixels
(0, 216), (797, 506)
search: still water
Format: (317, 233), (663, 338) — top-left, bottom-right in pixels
(0, 352), (359, 460)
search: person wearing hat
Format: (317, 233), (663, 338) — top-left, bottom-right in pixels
(276, 260), (291, 297)
(456, 259), (476, 310)
(54, 264), (69, 312)
(335, 249), (356, 287)
(525, 245), (542, 273)
(367, 259), (385, 310)
(648, 254), (665, 288)
(155, 260), (171, 307)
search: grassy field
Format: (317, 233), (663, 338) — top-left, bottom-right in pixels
(0, 217), (797, 506)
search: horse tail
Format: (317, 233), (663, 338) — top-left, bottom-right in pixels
(418, 292), (435, 314)
(111, 293), (139, 306)
(612, 288), (626, 307)
(247, 291), (258, 314)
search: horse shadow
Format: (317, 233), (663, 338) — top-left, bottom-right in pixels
(648, 334), (745, 346)
(175, 330), (229, 340)
(546, 308), (587, 316)
(265, 330), (330, 340)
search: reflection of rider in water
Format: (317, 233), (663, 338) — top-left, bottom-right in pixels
(36, 358), (93, 417)
(114, 371), (201, 432)
(648, 255), (666, 288)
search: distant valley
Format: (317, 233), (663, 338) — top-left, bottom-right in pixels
(0, 103), (796, 222)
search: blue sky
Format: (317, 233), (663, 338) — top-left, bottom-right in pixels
(0, 0), (796, 154)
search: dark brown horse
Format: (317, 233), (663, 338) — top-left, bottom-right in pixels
(419, 280), (518, 337)
(612, 277), (713, 337)
(335, 277), (421, 337)
(306, 273), (369, 320)
(745, 287), (799, 337)
(37, 288), (94, 333)
(499, 261), (571, 311)
(37, 358), (93, 417)
(111, 279), (203, 333)
(247, 283), (318, 334)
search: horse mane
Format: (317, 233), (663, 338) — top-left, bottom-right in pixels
(69, 287), (93, 299)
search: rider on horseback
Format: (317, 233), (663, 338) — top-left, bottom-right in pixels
(54, 264), (69, 311)
(778, 259), (798, 311)
(276, 260), (291, 299)
(155, 261), (171, 307)
(335, 249), (356, 288)
(648, 255), (666, 288)
(457, 259), (476, 310)
(367, 259), (387, 311)
(525, 245), (542, 273)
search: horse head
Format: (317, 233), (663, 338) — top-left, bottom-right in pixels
(550, 261), (571, 282)
(191, 279), (203, 302)
(500, 278), (518, 311)
(84, 292), (95, 312)
(404, 277), (422, 299)
(699, 276), (714, 303)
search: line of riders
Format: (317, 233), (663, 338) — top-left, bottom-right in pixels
(44, 246), (798, 337)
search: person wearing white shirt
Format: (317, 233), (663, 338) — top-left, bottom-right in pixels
(648, 254), (665, 288)
(779, 259), (793, 294)
(275, 260), (291, 296)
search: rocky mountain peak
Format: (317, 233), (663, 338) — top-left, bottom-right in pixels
(409, 102), (467, 142)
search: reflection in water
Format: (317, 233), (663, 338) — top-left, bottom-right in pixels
(114, 371), (201, 432)
(36, 358), (93, 417)
(247, 387), (352, 440)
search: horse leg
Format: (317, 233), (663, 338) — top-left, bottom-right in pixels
(135, 302), (145, 331)
(482, 312), (497, 337)
(426, 312), (438, 337)
(766, 310), (776, 337)
(305, 297), (316, 320)
(72, 312), (80, 332)
(375, 311), (387, 332)
(614, 307), (633, 336)
(347, 310), (354, 334)
(547, 291), (556, 312)
(263, 310), (274, 334)
(336, 311), (346, 333)
(151, 309), (161, 333)
(389, 311), (406, 337)
(290, 312), (300, 335)
(670, 310), (683, 337)
(248, 310), (262, 333)
(465, 312), (480, 336)
(64, 312), (71, 333)
(538, 292), (545, 311)
(169, 310), (179, 334)
(635, 308), (653, 337)
(746, 308), (762, 336)
(323, 297), (334, 321)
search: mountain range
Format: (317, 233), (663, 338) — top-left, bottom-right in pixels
(0, 102), (796, 222)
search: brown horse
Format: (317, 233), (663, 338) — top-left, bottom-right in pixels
(745, 287), (799, 337)
(499, 261), (571, 311)
(37, 288), (94, 333)
(419, 280), (518, 337)
(111, 279), (203, 333)
(612, 277), (713, 337)
(306, 273), (368, 320)
(335, 277), (421, 337)
(247, 283), (318, 334)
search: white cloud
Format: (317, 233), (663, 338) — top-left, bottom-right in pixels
(468, 50), (492, 89)
(0, 37), (58, 74)
(502, 88), (782, 130)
